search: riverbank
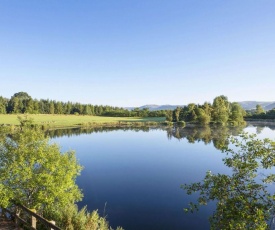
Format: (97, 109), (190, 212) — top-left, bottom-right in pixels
(245, 119), (275, 128)
(0, 114), (166, 129)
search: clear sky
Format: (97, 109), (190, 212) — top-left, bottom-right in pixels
(0, 0), (274, 107)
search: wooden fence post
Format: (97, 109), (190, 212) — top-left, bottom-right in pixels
(30, 209), (37, 229)
(49, 220), (56, 230)
(15, 206), (20, 227)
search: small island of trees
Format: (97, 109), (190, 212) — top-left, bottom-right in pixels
(167, 95), (246, 126)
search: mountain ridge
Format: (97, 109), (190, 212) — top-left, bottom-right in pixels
(125, 101), (275, 111)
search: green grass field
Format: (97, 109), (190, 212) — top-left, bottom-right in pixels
(0, 114), (166, 128)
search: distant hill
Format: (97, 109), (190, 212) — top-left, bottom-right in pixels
(125, 104), (184, 111)
(140, 105), (184, 111)
(263, 102), (275, 111)
(125, 101), (275, 112)
(237, 101), (275, 111)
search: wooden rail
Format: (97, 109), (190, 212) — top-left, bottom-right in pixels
(1, 203), (62, 230)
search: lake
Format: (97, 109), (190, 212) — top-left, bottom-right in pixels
(50, 123), (275, 230)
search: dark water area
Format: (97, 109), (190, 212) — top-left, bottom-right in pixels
(50, 124), (275, 230)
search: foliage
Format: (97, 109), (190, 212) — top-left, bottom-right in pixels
(256, 104), (265, 115)
(247, 108), (275, 120)
(0, 118), (83, 211)
(0, 96), (8, 114)
(165, 110), (173, 122)
(229, 102), (246, 126)
(43, 203), (123, 230)
(211, 95), (229, 125)
(0, 118), (124, 229)
(182, 133), (275, 229)
(169, 95), (246, 126)
(1, 91), (166, 118)
(196, 108), (211, 125)
(166, 125), (243, 150)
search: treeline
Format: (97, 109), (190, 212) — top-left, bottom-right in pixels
(166, 95), (246, 126)
(248, 110), (275, 119)
(245, 104), (275, 120)
(0, 92), (166, 117)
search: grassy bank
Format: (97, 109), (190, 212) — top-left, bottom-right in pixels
(0, 114), (166, 129)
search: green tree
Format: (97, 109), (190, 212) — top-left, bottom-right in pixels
(0, 118), (83, 211)
(90, 105), (95, 115)
(266, 109), (275, 119)
(183, 133), (275, 229)
(83, 105), (92, 115)
(196, 108), (210, 125)
(184, 103), (198, 122)
(166, 110), (173, 122)
(8, 92), (32, 113)
(49, 101), (55, 114)
(140, 108), (149, 117)
(202, 102), (212, 117)
(25, 99), (34, 114)
(132, 108), (140, 117)
(38, 100), (48, 114)
(33, 100), (39, 114)
(8, 97), (21, 113)
(172, 107), (181, 122)
(256, 104), (265, 114)
(55, 101), (63, 114)
(12, 92), (32, 100)
(0, 96), (7, 114)
(212, 96), (229, 125)
(229, 102), (246, 125)
(65, 102), (72, 114)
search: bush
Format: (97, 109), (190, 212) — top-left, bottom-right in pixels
(44, 203), (123, 230)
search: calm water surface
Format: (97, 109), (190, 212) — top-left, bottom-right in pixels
(51, 124), (275, 230)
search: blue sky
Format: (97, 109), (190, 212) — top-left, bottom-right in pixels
(0, 0), (274, 106)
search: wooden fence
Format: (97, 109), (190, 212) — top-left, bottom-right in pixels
(1, 203), (62, 230)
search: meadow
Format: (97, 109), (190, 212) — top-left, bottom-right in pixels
(0, 114), (166, 129)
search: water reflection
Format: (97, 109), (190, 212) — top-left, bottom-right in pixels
(47, 125), (245, 151)
(47, 122), (275, 148)
(166, 125), (245, 150)
(46, 126), (151, 138)
(183, 132), (275, 229)
(37, 123), (275, 229)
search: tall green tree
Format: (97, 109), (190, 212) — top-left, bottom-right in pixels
(8, 97), (21, 113)
(25, 99), (34, 113)
(83, 105), (92, 115)
(0, 96), (7, 114)
(49, 101), (55, 114)
(196, 108), (211, 125)
(166, 110), (173, 122)
(229, 102), (246, 125)
(8, 92), (32, 113)
(256, 104), (265, 114)
(184, 103), (198, 122)
(0, 118), (83, 211)
(172, 107), (181, 122)
(12, 92), (32, 100)
(55, 101), (63, 114)
(212, 96), (229, 125)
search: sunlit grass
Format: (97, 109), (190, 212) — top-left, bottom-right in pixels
(0, 114), (165, 128)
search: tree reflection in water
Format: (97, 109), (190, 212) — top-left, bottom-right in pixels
(183, 133), (275, 229)
(45, 124), (275, 229)
(166, 125), (244, 150)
